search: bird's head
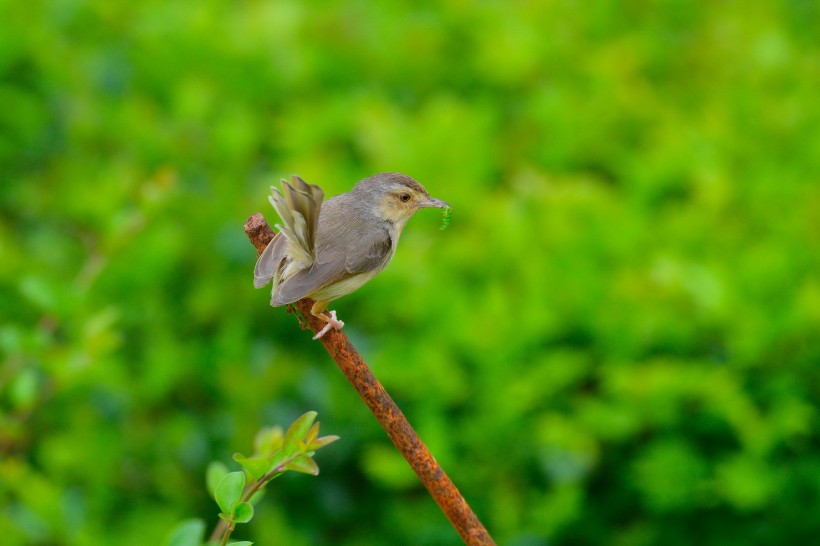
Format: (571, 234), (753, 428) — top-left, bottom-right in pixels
(354, 172), (450, 230)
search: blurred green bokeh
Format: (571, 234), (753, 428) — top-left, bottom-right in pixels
(2, 1), (819, 545)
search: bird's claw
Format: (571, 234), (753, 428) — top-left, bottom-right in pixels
(313, 310), (345, 340)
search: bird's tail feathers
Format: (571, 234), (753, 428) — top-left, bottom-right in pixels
(269, 176), (324, 269)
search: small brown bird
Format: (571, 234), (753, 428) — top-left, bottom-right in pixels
(254, 172), (450, 339)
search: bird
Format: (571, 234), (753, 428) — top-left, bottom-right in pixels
(254, 172), (450, 339)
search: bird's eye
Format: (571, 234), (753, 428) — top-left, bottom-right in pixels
(399, 193), (411, 202)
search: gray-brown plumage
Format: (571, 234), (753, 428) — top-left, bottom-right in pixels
(254, 172), (450, 339)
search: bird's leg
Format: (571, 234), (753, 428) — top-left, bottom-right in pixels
(313, 310), (344, 340)
(310, 300), (345, 340)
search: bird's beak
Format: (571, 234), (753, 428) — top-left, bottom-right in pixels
(419, 196), (451, 209)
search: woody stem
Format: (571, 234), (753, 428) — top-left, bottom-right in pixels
(244, 213), (495, 546)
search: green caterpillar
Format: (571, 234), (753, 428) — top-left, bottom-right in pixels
(440, 206), (452, 230)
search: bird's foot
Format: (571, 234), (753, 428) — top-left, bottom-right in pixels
(313, 310), (345, 340)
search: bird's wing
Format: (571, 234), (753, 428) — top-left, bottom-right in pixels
(271, 255), (347, 305)
(271, 226), (393, 305)
(253, 233), (286, 289)
(343, 226), (393, 275)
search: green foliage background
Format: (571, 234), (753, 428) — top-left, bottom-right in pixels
(2, 1), (819, 545)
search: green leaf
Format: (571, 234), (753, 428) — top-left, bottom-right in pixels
(307, 435), (340, 451)
(215, 471), (245, 515)
(305, 422), (319, 444)
(164, 519), (205, 546)
(253, 426), (283, 456)
(227, 542), (253, 546)
(266, 450), (289, 473)
(234, 501), (254, 523)
(233, 453), (271, 481)
(283, 411), (317, 455)
(284, 453), (319, 475)
(206, 461), (230, 499)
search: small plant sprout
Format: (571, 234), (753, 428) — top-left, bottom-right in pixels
(165, 411), (339, 546)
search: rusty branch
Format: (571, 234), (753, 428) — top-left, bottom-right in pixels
(244, 212), (495, 546)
